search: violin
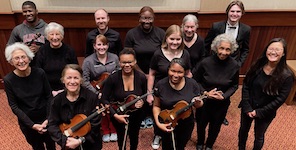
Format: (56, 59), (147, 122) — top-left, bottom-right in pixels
(91, 72), (110, 91)
(59, 107), (106, 137)
(158, 93), (207, 128)
(26, 33), (41, 46)
(111, 90), (154, 115)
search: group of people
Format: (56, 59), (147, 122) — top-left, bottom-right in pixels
(3, 1), (294, 150)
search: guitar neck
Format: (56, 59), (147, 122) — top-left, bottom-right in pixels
(71, 108), (104, 132)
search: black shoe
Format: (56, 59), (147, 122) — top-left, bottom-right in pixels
(223, 118), (229, 126)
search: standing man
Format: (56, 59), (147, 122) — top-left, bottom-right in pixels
(7, 1), (47, 55)
(85, 9), (122, 57)
(203, 0), (251, 126)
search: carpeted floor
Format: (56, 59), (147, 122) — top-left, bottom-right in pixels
(0, 86), (295, 150)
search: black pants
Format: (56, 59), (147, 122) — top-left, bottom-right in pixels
(111, 109), (143, 150)
(238, 111), (274, 150)
(196, 100), (230, 148)
(161, 116), (194, 150)
(19, 123), (55, 150)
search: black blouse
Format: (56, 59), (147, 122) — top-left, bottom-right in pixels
(100, 70), (147, 116)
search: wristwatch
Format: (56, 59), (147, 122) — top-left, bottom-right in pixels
(79, 137), (85, 144)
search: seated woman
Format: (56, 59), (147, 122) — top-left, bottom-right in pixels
(153, 58), (204, 150)
(47, 64), (102, 150)
(193, 33), (240, 150)
(36, 22), (78, 96)
(100, 48), (147, 150)
(82, 34), (120, 143)
(4, 43), (55, 150)
(238, 38), (294, 150)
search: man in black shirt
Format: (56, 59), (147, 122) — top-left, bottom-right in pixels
(85, 9), (122, 57)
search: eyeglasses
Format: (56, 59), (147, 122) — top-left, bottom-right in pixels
(267, 48), (283, 52)
(140, 16), (154, 21)
(12, 55), (28, 61)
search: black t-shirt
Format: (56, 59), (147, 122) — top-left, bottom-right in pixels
(150, 49), (191, 84)
(155, 77), (203, 110)
(125, 26), (165, 74)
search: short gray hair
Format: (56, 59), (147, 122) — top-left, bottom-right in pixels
(211, 33), (238, 54)
(44, 22), (64, 38)
(182, 14), (198, 26)
(5, 42), (34, 62)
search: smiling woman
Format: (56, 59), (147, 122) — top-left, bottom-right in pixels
(47, 64), (103, 150)
(35, 22), (78, 96)
(238, 38), (295, 150)
(3, 42), (56, 150)
(193, 33), (240, 150)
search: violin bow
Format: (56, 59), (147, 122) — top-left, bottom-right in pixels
(122, 122), (129, 150)
(171, 130), (176, 150)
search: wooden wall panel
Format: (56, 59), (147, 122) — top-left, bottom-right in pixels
(1, 12), (296, 88)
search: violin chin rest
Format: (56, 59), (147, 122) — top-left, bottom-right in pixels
(64, 130), (70, 137)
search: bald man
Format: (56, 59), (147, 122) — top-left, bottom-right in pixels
(85, 9), (122, 57)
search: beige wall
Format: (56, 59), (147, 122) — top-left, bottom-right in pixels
(9, 0), (200, 13)
(2, 0), (296, 14)
(200, 0), (296, 13)
(0, 0), (12, 14)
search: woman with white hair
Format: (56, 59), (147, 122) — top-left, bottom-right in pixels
(36, 22), (78, 96)
(193, 33), (240, 150)
(3, 42), (55, 150)
(181, 14), (205, 74)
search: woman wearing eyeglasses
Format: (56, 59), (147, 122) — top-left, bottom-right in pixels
(238, 38), (294, 150)
(100, 48), (147, 150)
(124, 6), (165, 148)
(4, 43), (55, 150)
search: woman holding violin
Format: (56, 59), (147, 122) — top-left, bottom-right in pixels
(47, 64), (102, 150)
(101, 48), (147, 150)
(82, 34), (120, 143)
(147, 25), (192, 149)
(153, 58), (204, 150)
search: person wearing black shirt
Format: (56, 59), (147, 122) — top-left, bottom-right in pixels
(125, 6), (165, 75)
(193, 33), (240, 150)
(101, 48), (147, 150)
(36, 22), (78, 96)
(147, 24), (192, 149)
(85, 9), (122, 56)
(204, 0), (251, 126)
(181, 14), (205, 74)
(153, 58), (204, 150)
(47, 64), (102, 150)
(238, 38), (294, 150)
(125, 6), (165, 135)
(4, 43), (55, 150)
